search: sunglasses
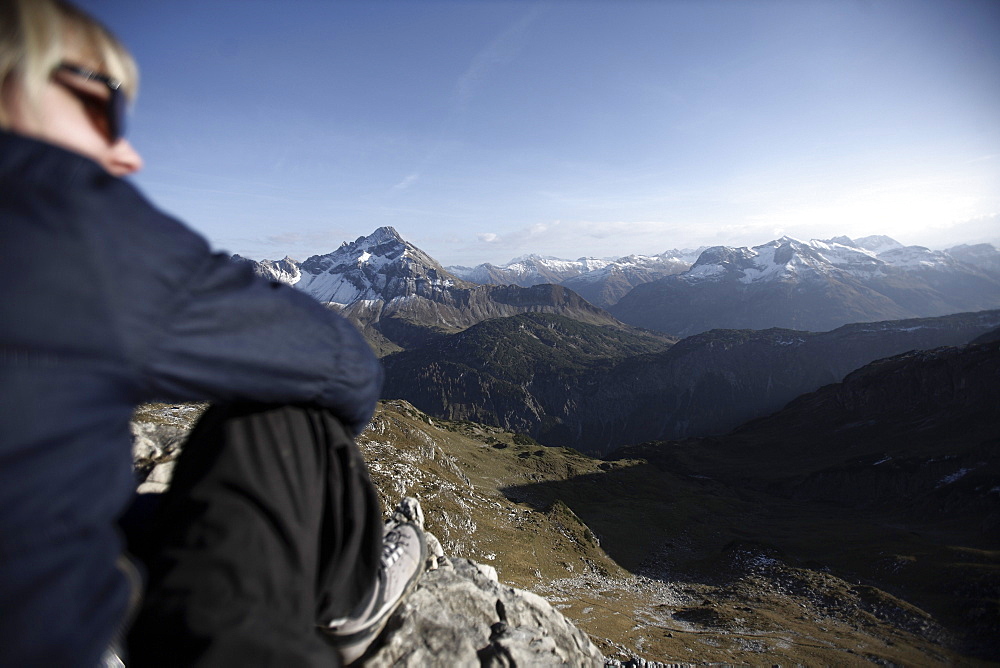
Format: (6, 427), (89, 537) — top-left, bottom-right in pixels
(52, 62), (127, 142)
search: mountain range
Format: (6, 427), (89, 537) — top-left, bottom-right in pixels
(609, 236), (1000, 336)
(236, 228), (1000, 351)
(447, 234), (1000, 322)
(235, 227), (616, 354)
(139, 224), (1000, 662)
(230, 228), (1000, 454)
(447, 250), (699, 308)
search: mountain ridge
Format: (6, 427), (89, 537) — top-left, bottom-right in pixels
(381, 309), (1000, 453)
(610, 236), (1000, 335)
(447, 250), (699, 308)
(235, 229), (1000, 339)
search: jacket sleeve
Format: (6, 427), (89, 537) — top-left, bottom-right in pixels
(90, 175), (383, 436)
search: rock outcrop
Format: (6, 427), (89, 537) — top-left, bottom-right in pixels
(366, 557), (604, 667)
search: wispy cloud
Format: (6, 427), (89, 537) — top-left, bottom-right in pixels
(228, 229), (358, 261)
(384, 5), (544, 201)
(392, 172), (420, 190)
(381, 5), (545, 202)
(458, 219), (714, 264)
(453, 5), (544, 112)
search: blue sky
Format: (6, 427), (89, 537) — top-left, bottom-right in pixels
(79, 0), (1000, 266)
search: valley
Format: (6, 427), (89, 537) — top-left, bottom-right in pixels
(381, 309), (1000, 453)
(134, 346), (999, 665)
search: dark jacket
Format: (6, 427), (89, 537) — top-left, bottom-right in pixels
(0, 130), (383, 667)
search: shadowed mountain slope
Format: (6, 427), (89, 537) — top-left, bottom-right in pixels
(381, 312), (676, 443)
(383, 309), (1000, 454)
(506, 338), (1000, 661)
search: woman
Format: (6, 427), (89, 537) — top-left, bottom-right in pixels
(0, 1), (424, 665)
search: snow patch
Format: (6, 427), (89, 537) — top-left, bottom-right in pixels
(684, 263), (725, 280)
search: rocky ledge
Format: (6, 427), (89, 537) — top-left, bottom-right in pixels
(367, 555), (680, 667)
(366, 555), (604, 667)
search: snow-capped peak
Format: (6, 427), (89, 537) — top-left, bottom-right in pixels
(247, 227), (456, 307)
(364, 225), (405, 245)
(876, 245), (961, 271)
(852, 235), (905, 254)
(682, 236), (884, 285)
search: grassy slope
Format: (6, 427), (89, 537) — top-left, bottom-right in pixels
(357, 401), (980, 665)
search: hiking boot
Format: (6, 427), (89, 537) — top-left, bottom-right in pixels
(322, 521), (428, 664)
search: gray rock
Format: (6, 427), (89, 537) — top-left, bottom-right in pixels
(135, 460), (176, 494)
(130, 420), (186, 479)
(364, 557), (604, 667)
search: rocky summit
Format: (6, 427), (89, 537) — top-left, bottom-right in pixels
(363, 556), (605, 667)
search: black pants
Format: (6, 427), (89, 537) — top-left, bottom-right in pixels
(126, 404), (382, 667)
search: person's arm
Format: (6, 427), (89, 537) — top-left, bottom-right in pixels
(148, 253), (382, 435)
(90, 175), (382, 435)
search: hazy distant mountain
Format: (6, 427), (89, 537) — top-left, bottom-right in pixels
(849, 234), (906, 254)
(235, 227), (618, 353)
(232, 254), (301, 284)
(556, 254), (693, 308)
(381, 309), (1000, 453)
(446, 254), (612, 287)
(948, 243), (1000, 274)
(609, 236), (1000, 336)
(448, 250), (700, 308)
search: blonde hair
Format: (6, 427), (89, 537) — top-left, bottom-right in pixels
(0, 0), (138, 127)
